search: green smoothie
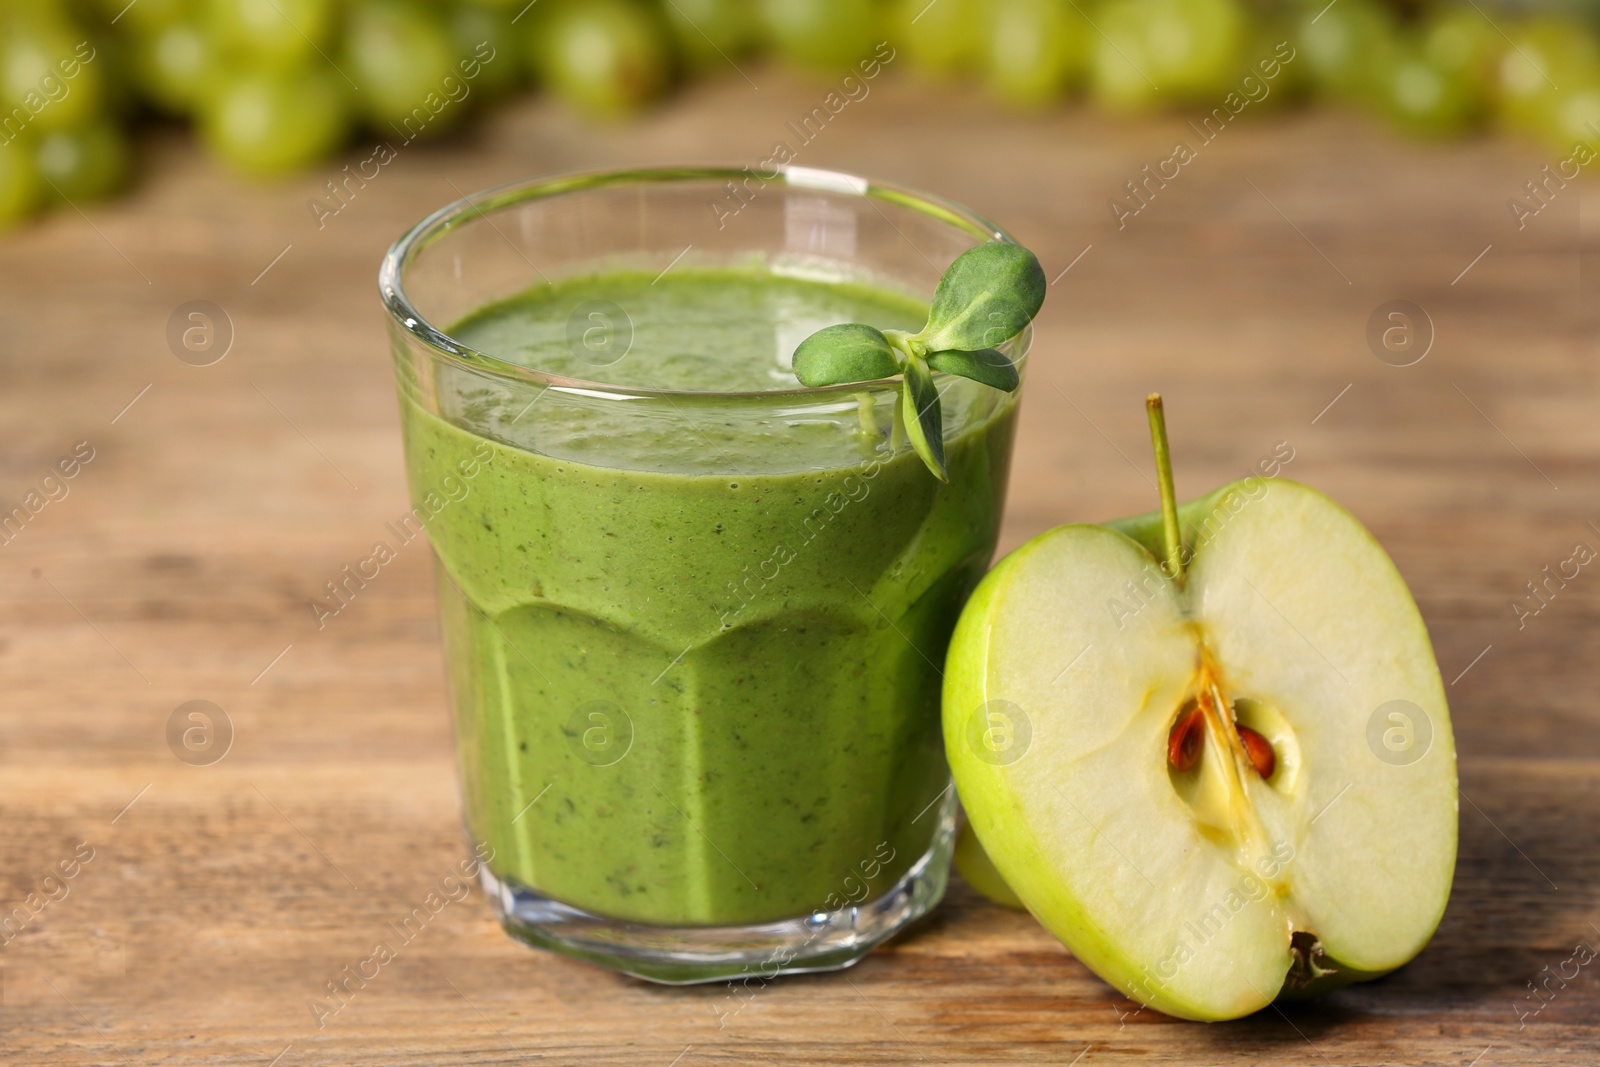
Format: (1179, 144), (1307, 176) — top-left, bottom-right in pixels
(398, 268), (1018, 926)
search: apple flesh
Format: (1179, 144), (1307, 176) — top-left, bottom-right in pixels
(943, 476), (1457, 1021)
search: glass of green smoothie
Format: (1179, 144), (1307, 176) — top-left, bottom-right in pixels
(379, 166), (1028, 983)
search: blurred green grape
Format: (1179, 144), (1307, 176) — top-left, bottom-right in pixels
(344, 1), (464, 134)
(1295, 0), (1396, 103)
(448, 3), (523, 99)
(1378, 41), (1478, 136)
(205, 0), (336, 68)
(35, 119), (129, 201)
(983, 0), (1088, 108)
(662, 0), (757, 70)
(1364, 5), (1499, 137)
(1542, 85), (1600, 155)
(1230, 20), (1305, 110)
(0, 12), (106, 135)
(94, 0), (192, 35)
(1092, 0), (1156, 110)
(1093, 0), (1245, 111)
(534, 0), (672, 118)
(1421, 5), (1499, 84)
(0, 140), (42, 229)
(1494, 18), (1600, 136)
(760, 0), (877, 70)
(1149, 0), (1246, 97)
(891, 0), (978, 79)
(199, 65), (350, 177)
(129, 18), (215, 113)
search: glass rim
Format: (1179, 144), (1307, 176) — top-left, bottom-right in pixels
(377, 164), (1029, 399)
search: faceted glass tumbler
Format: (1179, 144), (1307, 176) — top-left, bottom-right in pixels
(379, 166), (1028, 983)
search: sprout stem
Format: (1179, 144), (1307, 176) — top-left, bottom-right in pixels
(890, 387), (906, 453)
(1145, 394), (1183, 582)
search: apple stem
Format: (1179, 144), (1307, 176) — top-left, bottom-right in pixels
(1145, 394), (1184, 582)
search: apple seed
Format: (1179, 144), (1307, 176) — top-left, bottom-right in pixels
(1167, 704), (1205, 772)
(1237, 725), (1276, 780)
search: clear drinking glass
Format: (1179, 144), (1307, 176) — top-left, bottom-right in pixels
(379, 166), (1028, 983)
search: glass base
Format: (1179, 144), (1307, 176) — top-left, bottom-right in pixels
(477, 795), (956, 985)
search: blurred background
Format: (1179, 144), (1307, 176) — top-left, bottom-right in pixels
(4, 0), (1600, 215)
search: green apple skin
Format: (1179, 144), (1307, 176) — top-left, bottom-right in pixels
(952, 764), (1381, 989)
(954, 820), (1027, 909)
(943, 477), (1457, 1021)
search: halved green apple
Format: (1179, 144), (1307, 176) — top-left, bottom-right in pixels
(943, 396), (1457, 1021)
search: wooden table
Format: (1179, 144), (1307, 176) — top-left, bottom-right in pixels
(3, 68), (1597, 1065)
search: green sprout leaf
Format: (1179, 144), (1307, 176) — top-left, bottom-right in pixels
(792, 323), (901, 387)
(925, 347), (1020, 392)
(917, 242), (1046, 354)
(788, 238), (1043, 481)
(901, 357), (947, 482)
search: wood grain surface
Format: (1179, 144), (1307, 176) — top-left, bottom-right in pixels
(2, 67), (1598, 1065)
